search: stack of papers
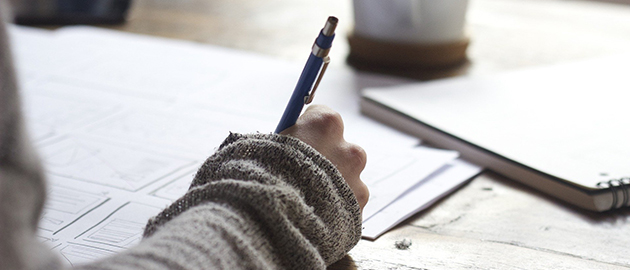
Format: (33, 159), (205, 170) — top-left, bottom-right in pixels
(9, 25), (481, 265)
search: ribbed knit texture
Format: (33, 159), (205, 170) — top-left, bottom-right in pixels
(79, 133), (362, 270)
(0, 5), (362, 270)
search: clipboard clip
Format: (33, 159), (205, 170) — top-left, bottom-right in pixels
(304, 56), (330, 104)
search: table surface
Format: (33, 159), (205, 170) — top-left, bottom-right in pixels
(98, 0), (630, 269)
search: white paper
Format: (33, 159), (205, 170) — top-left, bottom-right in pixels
(361, 147), (458, 221)
(7, 25), (481, 265)
(362, 159), (482, 240)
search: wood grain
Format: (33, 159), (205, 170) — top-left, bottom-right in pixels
(93, 0), (630, 269)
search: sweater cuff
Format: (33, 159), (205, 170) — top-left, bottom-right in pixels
(143, 133), (361, 265)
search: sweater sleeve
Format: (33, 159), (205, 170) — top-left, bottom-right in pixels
(0, 5), (64, 270)
(77, 133), (363, 270)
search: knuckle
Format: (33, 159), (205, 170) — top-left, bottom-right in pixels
(311, 110), (344, 134)
(356, 182), (370, 205)
(343, 143), (367, 170)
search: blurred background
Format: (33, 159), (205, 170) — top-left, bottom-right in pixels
(13, 0), (630, 80)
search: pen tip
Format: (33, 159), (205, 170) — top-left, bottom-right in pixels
(328, 16), (339, 25)
(323, 16), (338, 36)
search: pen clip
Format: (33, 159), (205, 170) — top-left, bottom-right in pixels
(304, 56), (330, 104)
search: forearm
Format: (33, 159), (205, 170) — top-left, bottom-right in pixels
(0, 6), (60, 270)
(79, 133), (361, 270)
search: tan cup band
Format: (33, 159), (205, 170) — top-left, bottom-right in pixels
(347, 33), (469, 69)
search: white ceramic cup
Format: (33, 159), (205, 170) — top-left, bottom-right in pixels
(353, 0), (469, 44)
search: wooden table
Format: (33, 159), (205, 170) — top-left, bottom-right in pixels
(102, 0), (630, 269)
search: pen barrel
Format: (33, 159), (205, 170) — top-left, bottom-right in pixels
(275, 16), (337, 133)
(315, 32), (335, 49)
(314, 17), (337, 51)
(275, 54), (324, 133)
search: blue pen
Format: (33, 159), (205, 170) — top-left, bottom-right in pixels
(275, 16), (338, 133)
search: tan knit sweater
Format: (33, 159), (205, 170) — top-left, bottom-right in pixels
(0, 7), (361, 270)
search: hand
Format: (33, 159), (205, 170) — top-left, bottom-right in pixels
(281, 105), (369, 211)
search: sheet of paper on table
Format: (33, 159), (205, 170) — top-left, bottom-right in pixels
(362, 159), (482, 240)
(9, 25), (481, 265)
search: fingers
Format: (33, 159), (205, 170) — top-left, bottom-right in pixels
(281, 105), (369, 210)
(303, 105), (345, 136)
(339, 142), (369, 209)
(349, 178), (369, 210)
(342, 142), (367, 174)
(281, 105), (344, 145)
